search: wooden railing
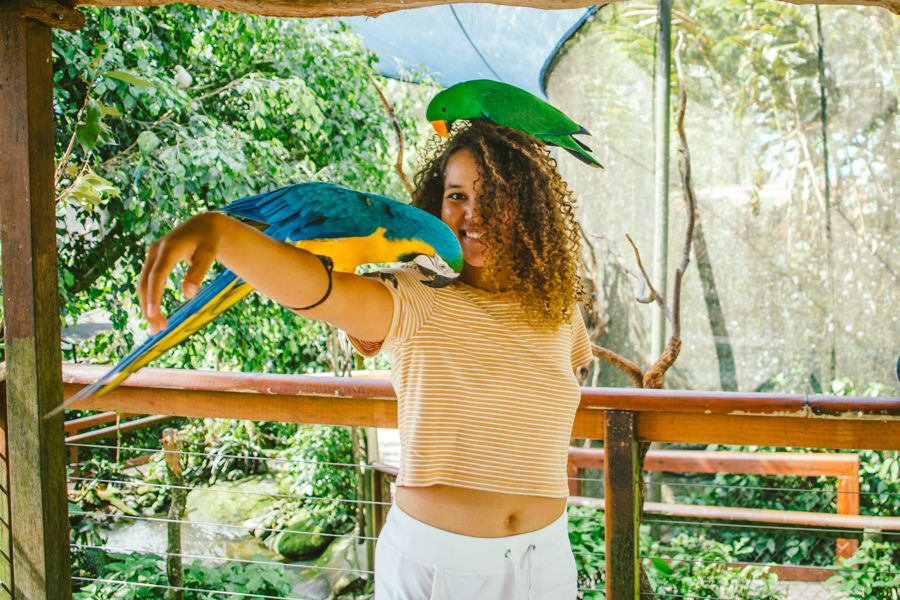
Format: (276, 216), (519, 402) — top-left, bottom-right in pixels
(2, 363), (896, 599)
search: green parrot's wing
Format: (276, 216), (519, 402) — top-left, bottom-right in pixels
(479, 84), (587, 138)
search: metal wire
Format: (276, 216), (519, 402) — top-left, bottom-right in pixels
(67, 442), (368, 471)
(71, 543), (374, 575)
(69, 509), (378, 542)
(641, 517), (900, 536)
(66, 476), (391, 506)
(71, 575), (321, 599)
(640, 594), (733, 600)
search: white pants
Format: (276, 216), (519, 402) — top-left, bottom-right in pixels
(374, 504), (578, 600)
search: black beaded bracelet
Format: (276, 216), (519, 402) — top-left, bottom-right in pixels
(289, 254), (334, 311)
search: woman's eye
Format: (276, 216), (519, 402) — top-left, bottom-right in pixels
(445, 193), (467, 201)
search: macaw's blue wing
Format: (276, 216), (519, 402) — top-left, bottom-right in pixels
(51, 182), (461, 413)
(221, 182), (463, 273)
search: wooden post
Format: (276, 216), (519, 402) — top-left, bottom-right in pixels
(604, 411), (640, 600)
(836, 464), (860, 559)
(161, 429), (184, 600)
(0, 11), (72, 599)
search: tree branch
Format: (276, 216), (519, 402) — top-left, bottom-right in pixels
(591, 343), (644, 388)
(592, 231), (653, 304)
(370, 76), (415, 198)
(625, 233), (673, 322)
(643, 33), (697, 389)
(68, 218), (141, 296)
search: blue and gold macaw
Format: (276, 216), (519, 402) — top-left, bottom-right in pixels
(57, 182), (462, 409)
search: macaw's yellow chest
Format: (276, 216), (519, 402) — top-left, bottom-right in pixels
(295, 227), (436, 272)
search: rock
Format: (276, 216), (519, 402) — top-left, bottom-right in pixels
(186, 476), (280, 529)
(290, 532), (371, 600)
(267, 508), (333, 560)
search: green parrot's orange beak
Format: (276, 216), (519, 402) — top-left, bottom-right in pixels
(430, 120), (449, 138)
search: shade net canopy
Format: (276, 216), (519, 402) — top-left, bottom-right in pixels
(343, 4), (600, 98)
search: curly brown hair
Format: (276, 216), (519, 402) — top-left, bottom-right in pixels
(412, 121), (583, 328)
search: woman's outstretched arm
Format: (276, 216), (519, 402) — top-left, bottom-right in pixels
(138, 211), (393, 343)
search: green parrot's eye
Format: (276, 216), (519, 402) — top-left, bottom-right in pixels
(441, 106), (447, 113)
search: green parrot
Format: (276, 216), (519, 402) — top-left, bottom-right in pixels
(426, 79), (603, 169)
(53, 182), (462, 411)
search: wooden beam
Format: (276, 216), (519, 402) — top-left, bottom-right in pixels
(0, 0), (85, 31)
(72, 0), (900, 17)
(65, 414), (174, 443)
(636, 412), (900, 451)
(0, 13), (72, 598)
(570, 496), (900, 532)
(569, 447), (859, 477)
(63, 382), (401, 428)
(61, 365), (899, 449)
(603, 411), (639, 600)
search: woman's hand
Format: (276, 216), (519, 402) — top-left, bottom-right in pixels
(138, 211), (225, 334)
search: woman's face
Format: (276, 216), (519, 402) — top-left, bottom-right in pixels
(441, 149), (486, 269)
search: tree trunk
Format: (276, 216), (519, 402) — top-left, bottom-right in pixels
(692, 214), (738, 391)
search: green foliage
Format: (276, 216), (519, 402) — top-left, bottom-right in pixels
(567, 506), (785, 599)
(73, 551), (298, 598)
(647, 534), (782, 599)
(825, 539), (900, 599)
(273, 425), (358, 534)
(567, 505), (606, 596)
(69, 453), (171, 516)
(179, 419), (275, 485)
(53, 4), (434, 376)
(668, 377), (900, 565)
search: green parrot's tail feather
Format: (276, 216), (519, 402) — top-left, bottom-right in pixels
(573, 136), (593, 152)
(565, 147), (604, 169)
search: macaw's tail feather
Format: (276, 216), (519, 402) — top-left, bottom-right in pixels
(45, 271), (251, 420)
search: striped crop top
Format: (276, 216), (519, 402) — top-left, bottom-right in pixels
(349, 266), (593, 498)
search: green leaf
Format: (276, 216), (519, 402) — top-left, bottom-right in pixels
(137, 130), (160, 155)
(651, 557), (674, 574)
(75, 99), (102, 153)
(105, 69), (153, 89)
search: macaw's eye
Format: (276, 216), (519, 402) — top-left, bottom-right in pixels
(441, 106), (447, 113)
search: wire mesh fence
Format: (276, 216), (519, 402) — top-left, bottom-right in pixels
(66, 426), (382, 600)
(65, 423), (899, 600)
(568, 441), (900, 600)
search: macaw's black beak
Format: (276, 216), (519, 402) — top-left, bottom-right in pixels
(422, 273), (459, 288)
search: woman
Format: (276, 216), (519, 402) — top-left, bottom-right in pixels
(140, 121), (592, 599)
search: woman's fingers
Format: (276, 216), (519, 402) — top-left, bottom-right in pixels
(183, 245), (216, 298)
(141, 238), (187, 334)
(137, 213), (222, 333)
(138, 243), (160, 323)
